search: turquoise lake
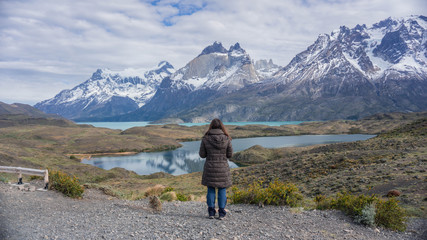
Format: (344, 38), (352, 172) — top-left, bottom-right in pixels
(77, 121), (306, 130)
(82, 134), (375, 176)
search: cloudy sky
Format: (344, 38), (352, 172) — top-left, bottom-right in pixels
(0, 0), (425, 105)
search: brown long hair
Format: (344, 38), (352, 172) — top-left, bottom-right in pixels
(205, 118), (231, 139)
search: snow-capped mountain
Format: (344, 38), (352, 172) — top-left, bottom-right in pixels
(272, 15), (426, 93)
(254, 59), (281, 78)
(175, 15), (427, 121)
(37, 15), (427, 122)
(116, 42), (260, 121)
(168, 42), (259, 92)
(35, 61), (174, 120)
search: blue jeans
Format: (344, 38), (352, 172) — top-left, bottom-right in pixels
(206, 186), (227, 209)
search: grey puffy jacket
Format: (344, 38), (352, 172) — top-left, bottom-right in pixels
(199, 128), (233, 188)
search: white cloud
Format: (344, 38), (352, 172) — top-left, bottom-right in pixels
(0, 0), (425, 104)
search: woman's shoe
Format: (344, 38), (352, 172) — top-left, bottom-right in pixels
(208, 207), (216, 219)
(218, 208), (226, 220)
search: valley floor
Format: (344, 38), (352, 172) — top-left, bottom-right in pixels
(0, 181), (425, 240)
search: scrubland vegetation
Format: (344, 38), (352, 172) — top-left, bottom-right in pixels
(0, 112), (425, 231)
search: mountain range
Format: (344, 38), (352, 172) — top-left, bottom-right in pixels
(35, 15), (427, 122)
(35, 61), (174, 120)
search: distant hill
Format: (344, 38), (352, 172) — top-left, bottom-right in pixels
(0, 102), (61, 118)
(0, 102), (74, 128)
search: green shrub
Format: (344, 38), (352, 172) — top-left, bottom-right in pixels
(329, 192), (378, 217)
(375, 198), (407, 231)
(160, 191), (177, 201)
(231, 180), (303, 207)
(313, 194), (329, 210)
(0, 174), (8, 183)
(162, 186), (174, 193)
(49, 169), (84, 198)
(176, 193), (189, 201)
(314, 192), (406, 231)
(354, 204), (376, 227)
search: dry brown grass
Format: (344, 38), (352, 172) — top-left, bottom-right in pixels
(232, 118), (427, 217)
(0, 111), (425, 216)
(144, 184), (166, 197)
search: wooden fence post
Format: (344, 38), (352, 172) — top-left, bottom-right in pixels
(44, 169), (49, 190)
(0, 166), (49, 190)
(18, 168), (23, 185)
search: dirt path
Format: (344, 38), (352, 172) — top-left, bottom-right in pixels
(0, 181), (425, 240)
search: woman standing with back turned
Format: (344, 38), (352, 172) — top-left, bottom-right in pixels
(199, 118), (233, 220)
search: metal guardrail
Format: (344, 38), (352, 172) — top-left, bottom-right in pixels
(0, 166), (49, 190)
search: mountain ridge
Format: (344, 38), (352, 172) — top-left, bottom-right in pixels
(170, 15), (427, 122)
(36, 15), (427, 122)
(35, 61), (175, 120)
(106, 41), (261, 121)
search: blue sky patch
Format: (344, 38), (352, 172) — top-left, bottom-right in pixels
(151, 0), (206, 26)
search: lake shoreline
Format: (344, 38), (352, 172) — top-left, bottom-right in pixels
(82, 134), (375, 176)
(76, 120), (307, 130)
(1, 112), (425, 219)
(67, 152), (139, 161)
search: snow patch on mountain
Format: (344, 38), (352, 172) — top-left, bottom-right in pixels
(273, 15), (427, 85)
(35, 61), (174, 119)
(169, 42), (259, 92)
(254, 59), (281, 78)
(47, 61), (174, 107)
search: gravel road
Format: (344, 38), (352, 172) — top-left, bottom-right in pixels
(0, 181), (425, 240)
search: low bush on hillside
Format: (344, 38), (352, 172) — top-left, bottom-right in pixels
(151, 186), (189, 202)
(375, 198), (407, 231)
(160, 191), (177, 201)
(144, 184), (165, 197)
(176, 192), (190, 202)
(0, 174), (9, 183)
(314, 192), (407, 231)
(49, 169), (84, 198)
(231, 180), (303, 207)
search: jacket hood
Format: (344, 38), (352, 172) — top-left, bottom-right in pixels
(205, 129), (229, 149)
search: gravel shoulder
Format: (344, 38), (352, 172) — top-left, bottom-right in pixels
(0, 181), (425, 240)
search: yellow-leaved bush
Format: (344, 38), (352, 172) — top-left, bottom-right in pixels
(49, 169), (84, 198)
(314, 192), (407, 231)
(231, 180), (303, 207)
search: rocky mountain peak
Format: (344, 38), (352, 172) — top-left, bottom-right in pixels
(354, 24), (367, 32)
(198, 41), (227, 56)
(254, 59), (279, 69)
(152, 61), (174, 75)
(229, 42), (245, 53)
(157, 61), (173, 69)
(372, 15), (426, 65)
(91, 69), (104, 80)
(254, 59), (281, 78)
(372, 17), (399, 29)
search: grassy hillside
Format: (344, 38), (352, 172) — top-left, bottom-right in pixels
(0, 101), (62, 119)
(231, 118), (426, 216)
(0, 112), (425, 215)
